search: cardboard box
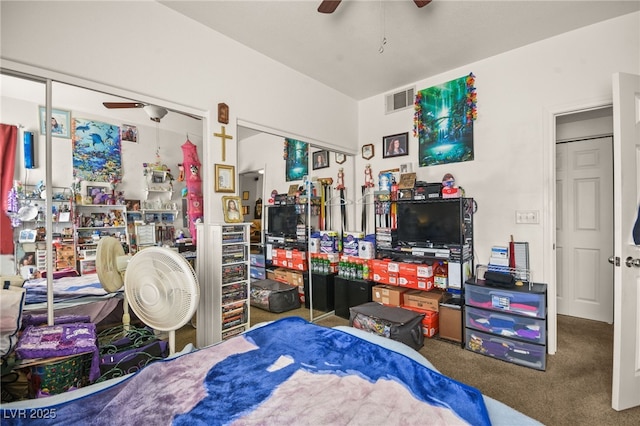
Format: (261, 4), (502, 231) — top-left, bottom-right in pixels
(416, 276), (435, 291)
(273, 268), (289, 284)
(288, 270), (304, 287)
(439, 298), (463, 342)
(372, 285), (408, 307)
(403, 306), (439, 338)
(403, 290), (443, 312)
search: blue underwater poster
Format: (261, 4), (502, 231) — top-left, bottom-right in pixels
(285, 138), (308, 182)
(414, 73), (477, 167)
(72, 118), (122, 182)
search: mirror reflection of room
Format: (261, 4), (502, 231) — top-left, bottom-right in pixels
(238, 127), (355, 325)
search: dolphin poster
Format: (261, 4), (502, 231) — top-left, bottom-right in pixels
(72, 118), (122, 182)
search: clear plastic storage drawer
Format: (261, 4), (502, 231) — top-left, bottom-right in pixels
(465, 328), (546, 371)
(464, 283), (546, 319)
(465, 306), (546, 345)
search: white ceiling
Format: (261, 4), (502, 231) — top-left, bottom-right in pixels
(160, 0), (640, 101)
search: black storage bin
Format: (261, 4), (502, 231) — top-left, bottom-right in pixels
(334, 277), (350, 319)
(349, 302), (425, 350)
(305, 273), (335, 312)
(335, 277), (374, 319)
(250, 279), (300, 313)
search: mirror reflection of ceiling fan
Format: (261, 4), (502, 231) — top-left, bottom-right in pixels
(318, 0), (431, 14)
(102, 102), (201, 123)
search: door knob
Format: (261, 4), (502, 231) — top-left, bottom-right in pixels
(625, 256), (640, 268)
(608, 256), (616, 265)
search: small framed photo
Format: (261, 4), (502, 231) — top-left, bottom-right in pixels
(222, 196), (243, 223)
(39, 107), (71, 139)
(125, 199), (141, 211)
(242, 191), (250, 200)
(81, 181), (111, 205)
(312, 150), (329, 170)
(335, 152), (346, 164)
(383, 132), (409, 158)
(215, 164), (235, 193)
(121, 124), (138, 142)
(362, 144), (375, 160)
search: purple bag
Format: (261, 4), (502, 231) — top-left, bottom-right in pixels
(99, 339), (168, 380)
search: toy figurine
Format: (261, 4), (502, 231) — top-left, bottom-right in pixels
(336, 168), (345, 190)
(364, 164), (374, 188)
(441, 173), (460, 198)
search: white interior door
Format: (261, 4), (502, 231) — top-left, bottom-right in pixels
(556, 137), (613, 322)
(611, 72), (640, 411)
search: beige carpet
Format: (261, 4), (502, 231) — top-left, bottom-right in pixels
(176, 311), (640, 425)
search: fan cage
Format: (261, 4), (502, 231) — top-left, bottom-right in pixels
(125, 247), (199, 332)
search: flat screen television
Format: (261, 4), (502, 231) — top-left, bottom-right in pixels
(267, 205), (298, 237)
(396, 200), (462, 247)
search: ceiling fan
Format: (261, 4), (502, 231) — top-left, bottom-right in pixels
(318, 0), (431, 14)
(102, 102), (201, 123)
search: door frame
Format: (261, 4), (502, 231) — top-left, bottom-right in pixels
(543, 96), (613, 355)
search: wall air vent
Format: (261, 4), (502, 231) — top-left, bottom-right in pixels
(385, 87), (415, 114)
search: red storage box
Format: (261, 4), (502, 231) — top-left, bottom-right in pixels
(403, 305), (439, 338)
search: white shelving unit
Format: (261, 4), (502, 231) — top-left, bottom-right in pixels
(13, 185), (76, 275)
(196, 223), (250, 347)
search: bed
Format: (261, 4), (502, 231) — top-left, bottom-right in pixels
(0, 317), (541, 425)
(16, 274), (123, 327)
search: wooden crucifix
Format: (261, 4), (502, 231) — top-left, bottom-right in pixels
(213, 125), (233, 162)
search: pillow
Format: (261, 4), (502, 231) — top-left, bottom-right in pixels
(0, 275), (26, 288)
(0, 286), (26, 358)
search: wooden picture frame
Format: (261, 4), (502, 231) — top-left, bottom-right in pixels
(215, 164), (235, 193)
(362, 144), (375, 160)
(335, 152), (346, 164)
(242, 191), (250, 200)
(39, 106), (71, 139)
(383, 132), (409, 158)
(222, 196), (243, 223)
(217, 103), (229, 124)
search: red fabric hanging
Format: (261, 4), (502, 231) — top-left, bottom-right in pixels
(0, 124), (18, 255)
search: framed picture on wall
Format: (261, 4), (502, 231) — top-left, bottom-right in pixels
(335, 152), (346, 164)
(312, 150), (329, 170)
(215, 164), (235, 193)
(362, 144), (374, 160)
(39, 107), (71, 139)
(121, 124), (138, 142)
(382, 132), (409, 158)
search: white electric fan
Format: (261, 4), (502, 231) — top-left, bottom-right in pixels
(96, 237), (199, 354)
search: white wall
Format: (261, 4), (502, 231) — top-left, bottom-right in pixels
(1, 89), (200, 207)
(0, 0), (358, 223)
(357, 11), (639, 353)
(239, 131), (357, 232)
(357, 11), (639, 284)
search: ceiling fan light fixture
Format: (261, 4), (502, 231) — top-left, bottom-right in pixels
(143, 105), (168, 122)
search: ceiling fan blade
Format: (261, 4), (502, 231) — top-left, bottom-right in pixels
(414, 0), (432, 7)
(318, 0), (341, 14)
(102, 102), (145, 109)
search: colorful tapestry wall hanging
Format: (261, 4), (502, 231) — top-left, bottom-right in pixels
(72, 118), (122, 182)
(284, 138), (308, 182)
(414, 73), (477, 167)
